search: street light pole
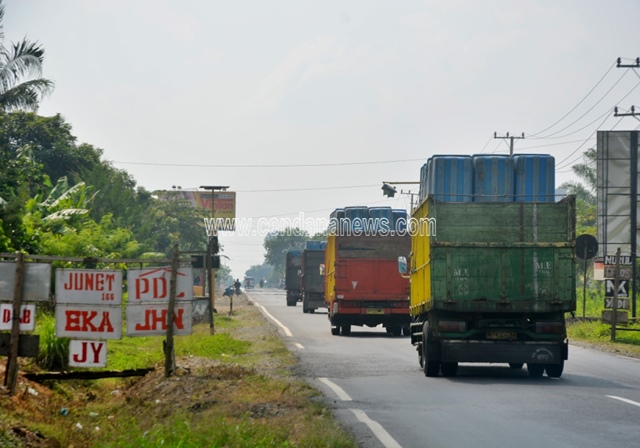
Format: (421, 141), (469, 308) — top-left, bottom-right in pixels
(200, 185), (229, 334)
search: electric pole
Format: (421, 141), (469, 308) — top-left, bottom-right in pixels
(494, 132), (525, 155)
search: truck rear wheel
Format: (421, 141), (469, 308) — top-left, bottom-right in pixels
(331, 326), (340, 336)
(341, 325), (351, 336)
(545, 360), (564, 378)
(422, 322), (440, 377)
(527, 363), (545, 378)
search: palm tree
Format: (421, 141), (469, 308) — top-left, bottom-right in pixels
(0, 0), (53, 111)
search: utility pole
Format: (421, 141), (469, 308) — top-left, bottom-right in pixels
(200, 185), (229, 334)
(401, 190), (418, 211)
(494, 132), (525, 155)
(613, 56), (640, 317)
(616, 56), (640, 69)
(614, 105), (639, 118)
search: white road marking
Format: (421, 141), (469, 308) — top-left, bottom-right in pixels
(607, 395), (640, 408)
(294, 342), (304, 349)
(350, 408), (403, 448)
(248, 297), (293, 337)
(318, 377), (352, 401)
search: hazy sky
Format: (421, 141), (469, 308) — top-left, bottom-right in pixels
(5, 0), (640, 279)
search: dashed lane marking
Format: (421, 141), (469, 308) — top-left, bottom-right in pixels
(607, 395), (640, 408)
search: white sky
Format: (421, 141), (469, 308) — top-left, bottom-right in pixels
(5, 0), (640, 279)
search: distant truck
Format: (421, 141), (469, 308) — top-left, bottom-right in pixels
(285, 250), (303, 306)
(325, 207), (411, 336)
(403, 154), (576, 378)
(301, 241), (326, 313)
(244, 276), (255, 289)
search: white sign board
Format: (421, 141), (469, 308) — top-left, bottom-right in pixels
(604, 298), (630, 309)
(0, 304), (36, 331)
(55, 269), (122, 304)
(55, 304), (122, 339)
(127, 267), (194, 303)
(69, 340), (107, 368)
(0, 262), (51, 301)
(597, 131), (640, 257)
(126, 303), (192, 336)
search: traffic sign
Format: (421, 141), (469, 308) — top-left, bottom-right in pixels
(605, 279), (628, 298)
(604, 266), (633, 280)
(604, 298), (630, 309)
(576, 234), (598, 260)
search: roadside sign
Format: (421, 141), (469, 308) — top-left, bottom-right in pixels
(55, 269), (123, 304)
(605, 279), (628, 298)
(602, 310), (629, 324)
(0, 262), (51, 301)
(604, 266), (632, 280)
(604, 298), (630, 309)
(603, 255), (633, 265)
(126, 303), (192, 336)
(69, 340), (107, 368)
(0, 304), (36, 331)
(127, 267), (194, 302)
(576, 234), (598, 259)
(55, 304), (122, 339)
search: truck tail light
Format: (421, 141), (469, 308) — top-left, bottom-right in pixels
(535, 322), (564, 334)
(339, 301), (360, 308)
(438, 320), (467, 332)
(389, 301), (409, 308)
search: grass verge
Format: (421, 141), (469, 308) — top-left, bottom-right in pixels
(0, 295), (357, 448)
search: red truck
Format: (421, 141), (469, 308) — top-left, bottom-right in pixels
(325, 229), (411, 336)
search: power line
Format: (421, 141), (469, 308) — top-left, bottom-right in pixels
(532, 69), (630, 139)
(528, 61), (616, 137)
(556, 113), (624, 170)
(112, 158), (426, 169)
(235, 184), (379, 193)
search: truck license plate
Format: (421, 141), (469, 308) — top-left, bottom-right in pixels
(486, 330), (516, 340)
(366, 308), (385, 315)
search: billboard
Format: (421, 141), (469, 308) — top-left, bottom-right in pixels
(596, 131), (640, 257)
(161, 190), (236, 228)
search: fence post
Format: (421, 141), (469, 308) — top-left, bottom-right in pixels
(4, 253), (24, 395)
(164, 245), (178, 377)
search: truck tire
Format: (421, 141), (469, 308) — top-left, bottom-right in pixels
(422, 321), (440, 377)
(390, 327), (402, 337)
(509, 363), (524, 370)
(287, 300), (296, 307)
(527, 363), (545, 378)
(440, 362), (458, 377)
(331, 326), (340, 336)
(341, 325), (351, 336)
(402, 326), (411, 337)
(545, 360), (564, 378)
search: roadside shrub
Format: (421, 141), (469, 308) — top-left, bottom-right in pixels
(36, 312), (69, 371)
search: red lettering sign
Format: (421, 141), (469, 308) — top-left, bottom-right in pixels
(69, 340), (107, 367)
(56, 305), (122, 339)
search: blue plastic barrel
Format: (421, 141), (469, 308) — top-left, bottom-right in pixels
(429, 155), (473, 202)
(369, 206), (393, 233)
(344, 206), (369, 232)
(305, 240), (322, 250)
(392, 209), (408, 233)
(472, 155), (514, 202)
(513, 154), (555, 202)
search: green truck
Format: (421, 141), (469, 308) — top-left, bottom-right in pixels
(402, 196), (576, 378)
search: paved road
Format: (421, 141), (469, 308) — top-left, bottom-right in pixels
(247, 288), (640, 448)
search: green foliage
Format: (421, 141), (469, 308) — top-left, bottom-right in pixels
(40, 214), (140, 261)
(0, 1), (54, 112)
(35, 312), (69, 371)
(263, 228), (310, 284)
